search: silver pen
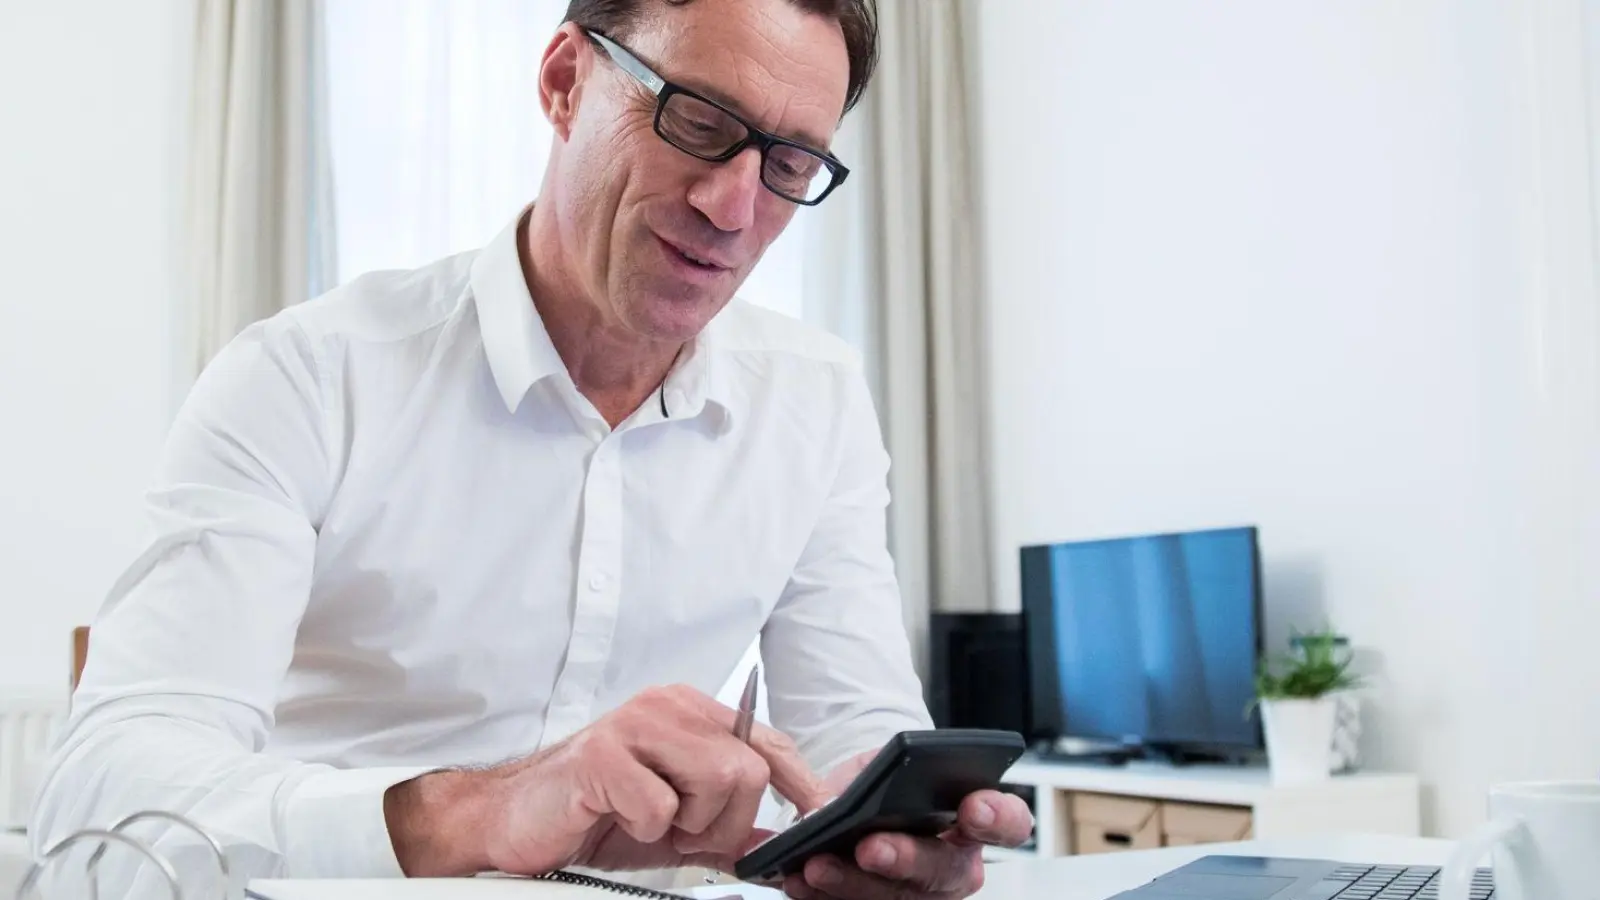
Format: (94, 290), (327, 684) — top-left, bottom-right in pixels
(733, 664), (759, 743)
(706, 665), (761, 885)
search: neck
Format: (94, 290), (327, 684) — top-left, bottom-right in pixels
(519, 206), (683, 427)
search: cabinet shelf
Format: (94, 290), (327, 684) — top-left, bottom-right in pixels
(997, 755), (1421, 860)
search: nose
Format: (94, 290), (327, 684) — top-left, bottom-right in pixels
(687, 146), (763, 233)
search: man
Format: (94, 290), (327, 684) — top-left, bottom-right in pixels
(31, 0), (1033, 897)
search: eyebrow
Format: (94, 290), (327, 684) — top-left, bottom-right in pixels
(677, 77), (835, 154)
(591, 31), (835, 155)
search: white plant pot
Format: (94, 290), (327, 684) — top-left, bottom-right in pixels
(1261, 697), (1337, 786)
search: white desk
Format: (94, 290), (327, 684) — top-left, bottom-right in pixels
(247, 835), (1458, 900)
(977, 833), (1455, 899)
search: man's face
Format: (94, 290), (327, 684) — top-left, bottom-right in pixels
(547, 0), (850, 342)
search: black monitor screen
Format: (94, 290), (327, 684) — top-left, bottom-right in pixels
(1021, 526), (1262, 751)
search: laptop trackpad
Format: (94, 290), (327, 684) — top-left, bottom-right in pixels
(1148, 873), (1299, 897)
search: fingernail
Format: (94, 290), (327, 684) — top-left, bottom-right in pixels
(974, 800), (997, 828)
(868, 841), (897, 871)
(815, 860), (843, 887)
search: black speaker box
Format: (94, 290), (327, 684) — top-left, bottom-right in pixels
(926, 612), (1029, 734)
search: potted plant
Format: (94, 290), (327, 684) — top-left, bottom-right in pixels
(1250, 627), (1361, 785)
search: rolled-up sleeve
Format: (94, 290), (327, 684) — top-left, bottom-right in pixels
(28, 316), (424, 893)
(760, 366), (933, 777)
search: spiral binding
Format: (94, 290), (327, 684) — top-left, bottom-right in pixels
(12, 811), (228, 900)
(530, 869), (691, 898)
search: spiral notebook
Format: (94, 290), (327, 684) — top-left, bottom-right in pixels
(245, 872), (779, 900)
(248, 872), (686, 900)
(13, 811), (776, 900)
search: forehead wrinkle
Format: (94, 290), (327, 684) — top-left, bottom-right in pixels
(663, 6), (844, 149)
(728, 58), (829, 144)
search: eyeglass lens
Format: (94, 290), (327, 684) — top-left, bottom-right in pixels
(658, 92), (833, 203)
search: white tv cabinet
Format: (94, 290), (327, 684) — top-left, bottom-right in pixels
(994, 755), (1422, 861)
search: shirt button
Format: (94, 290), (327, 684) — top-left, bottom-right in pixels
(588, 573), (610, 591)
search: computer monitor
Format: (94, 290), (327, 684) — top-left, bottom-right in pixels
(1021, 526), (1264, 757)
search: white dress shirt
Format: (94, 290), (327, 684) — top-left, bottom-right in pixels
(30, 211), (931, 888)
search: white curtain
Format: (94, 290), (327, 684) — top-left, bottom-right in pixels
(185, 0), (336, 372)
(809, 0), (996, 675)
(322, 0), (561, 285)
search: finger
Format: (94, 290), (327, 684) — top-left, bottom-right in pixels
(955, 790), (1035, 847)
(627, 720), (766, 856)
(672, 742), (769, 856)
(684, 743), (771, 851)
(811, 846), (983, 898)
(665, 829), (780, 875)
(800, 855), (851, 896)
(618, 688), (786, 856)
(594, 755), (681, 845)
(745, 722), (830, 812)
(641, 734), (735, 838)
(674, 691), (832, 815)
(782, 873), (819, 898)
(821, 748), (877, 796)
(854, 832), (982, 893)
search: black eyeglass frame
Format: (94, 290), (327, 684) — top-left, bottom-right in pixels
(585, 29), (850, 206)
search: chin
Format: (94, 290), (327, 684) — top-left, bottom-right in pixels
(628, 286), (732, 341)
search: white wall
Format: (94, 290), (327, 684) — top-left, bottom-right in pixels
(0, 2), (191, 695)
(975, 1), (1600, 839)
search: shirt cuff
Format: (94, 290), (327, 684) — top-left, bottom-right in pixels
(281, 765), (435, 877)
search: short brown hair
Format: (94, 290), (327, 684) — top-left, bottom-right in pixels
(564, 0), (879, 113)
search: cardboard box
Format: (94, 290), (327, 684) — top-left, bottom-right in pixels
(1069, 792), (1162, 854)
(1161, 801), (1253, 846)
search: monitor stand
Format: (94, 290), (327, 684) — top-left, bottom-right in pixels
(1139, 743), (1255, 767)
(1034, 747), (1138, 767)
(1031, 738), (1140, 767)
(1032, 740), (1251, 768)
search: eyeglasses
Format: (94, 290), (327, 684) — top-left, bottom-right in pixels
(586, 30), (849, 206)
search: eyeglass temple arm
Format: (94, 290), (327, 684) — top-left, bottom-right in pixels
(586, 31), (666, 96)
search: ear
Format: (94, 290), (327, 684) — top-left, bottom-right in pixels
(539, 23), (591, 140)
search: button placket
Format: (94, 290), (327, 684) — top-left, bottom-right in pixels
(540, 433), (625, 748)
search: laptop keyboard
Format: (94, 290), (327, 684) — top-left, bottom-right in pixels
(1325, 864), (1495, 899)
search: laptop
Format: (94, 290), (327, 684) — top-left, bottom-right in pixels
(1110, 855), (1495, 899)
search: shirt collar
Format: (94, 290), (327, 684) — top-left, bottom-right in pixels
(658, 322), (734, 432)
(471, 208), (738, 431)
(471, 210), (568, 413)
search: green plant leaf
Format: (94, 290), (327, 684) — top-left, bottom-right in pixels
(1244, 624), (1362, 716)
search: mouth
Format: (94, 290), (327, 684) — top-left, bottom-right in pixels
(655, 234), (734, 276)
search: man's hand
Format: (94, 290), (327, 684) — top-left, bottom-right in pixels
(383, 685), (831, 877)
(780, 748), (1035, 900)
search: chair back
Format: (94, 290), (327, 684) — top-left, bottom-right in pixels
(71, 627), (89, 689)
